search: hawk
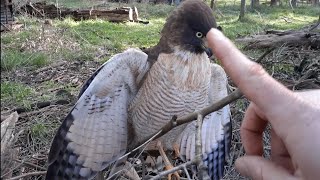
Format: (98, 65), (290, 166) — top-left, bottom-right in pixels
(46, 0), (231, 179)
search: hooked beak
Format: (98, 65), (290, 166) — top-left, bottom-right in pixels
(201, 39), (213, 58)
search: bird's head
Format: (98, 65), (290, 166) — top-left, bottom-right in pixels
(160, 0), (219, 57)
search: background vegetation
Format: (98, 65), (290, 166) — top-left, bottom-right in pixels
(1, 0), (319, 179)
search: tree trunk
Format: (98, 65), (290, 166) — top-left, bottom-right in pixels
(313, 0), (319, 6)
(210, 0), (214, 9)
(250, 0), (259, 9)
(291, 0), (297, 8)
(239, 0), (246, 21)
(270, 0), (279, 6)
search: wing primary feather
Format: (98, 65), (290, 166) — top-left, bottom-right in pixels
(78, 65), (104, 99)
(46, 49), (149, 180)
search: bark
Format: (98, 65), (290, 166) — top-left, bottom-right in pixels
(313, 0), (319, 5)
(236, 30), (320, 50)
(250, 0), (259, 9)
(210, 0), (215, 9)
(239, 0), (246, 21)
(20, 2), (149, 23)
(291, 0), (297, 8)
(270, 0), (279, 6)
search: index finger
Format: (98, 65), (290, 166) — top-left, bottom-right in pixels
(206, 28), (300, 129)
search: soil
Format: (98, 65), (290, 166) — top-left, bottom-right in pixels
(1, 36), (319, 180)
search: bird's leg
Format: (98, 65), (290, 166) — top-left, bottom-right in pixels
(156, 141), (180, 180)
(172, 142), (180, 159)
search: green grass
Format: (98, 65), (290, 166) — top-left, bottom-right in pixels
(1, 81), (34, 108)
(1, 50), (48, 71)
(216, 3), (319, 39)
(1, 0), (318, 109)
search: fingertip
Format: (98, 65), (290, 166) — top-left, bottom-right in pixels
(207, 28), (226, 44)
(206, 28), (237, 61)
(235, 157), (249, 177)
(235, 156), (295, 180)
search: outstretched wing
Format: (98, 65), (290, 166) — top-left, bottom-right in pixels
(178, 63), (231, 180)
(46, 49), (150, 180)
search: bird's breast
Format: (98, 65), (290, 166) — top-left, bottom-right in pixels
(128, 52), (212, 148)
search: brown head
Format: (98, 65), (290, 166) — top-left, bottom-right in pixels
(160, 0), (218, 56)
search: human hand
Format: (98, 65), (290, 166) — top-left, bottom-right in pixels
(206, 28), (320, 180)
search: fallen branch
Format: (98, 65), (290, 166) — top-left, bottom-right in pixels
(236, 30), (320, 50)
(14, 99), (70, 114)
(20, 2), (149, 23)
(1, 112), (19, 154)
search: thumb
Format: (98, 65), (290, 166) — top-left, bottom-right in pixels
(235, 155), (295, 180)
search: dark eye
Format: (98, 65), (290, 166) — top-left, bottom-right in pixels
(196, 32), (203, 38)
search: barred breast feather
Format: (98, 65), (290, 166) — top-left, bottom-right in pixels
(129, 51), (212, 148)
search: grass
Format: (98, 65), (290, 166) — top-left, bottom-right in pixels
(1, 81), (35, 109)
(1, 0), (318, 110)
(0, 1), (318, 179)
(1, 50), (48, 71)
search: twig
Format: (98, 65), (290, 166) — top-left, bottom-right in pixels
(149, 160), (196, 180)
(132, 89), (243, 151)
(117, 129), (163, 162)
(14, 159), (47, 171)
(27, 2), (45, 17)
(309, 20), (320, 31)
(34, 71), (56, 83)
(14, 99), (70, 114)
(34, 61), (67, 74)
(255, 47), (276, 64)
(195, 114), (210, 179)
(195, 114), (203, 165)
(1, 22), (11, 31)
(7, 171), (47, 180)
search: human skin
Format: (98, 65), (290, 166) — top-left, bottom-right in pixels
(206, 28), (320, 180)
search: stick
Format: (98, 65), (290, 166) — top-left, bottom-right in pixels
(7, 171), (47, 180)
(14, 99), (70, 114)
(195, 114), (210, 179)
(13, 159), (47, 171)
(255, 47), (276, 64)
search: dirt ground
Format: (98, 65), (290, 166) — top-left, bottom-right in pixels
(1, 12), (319, 180)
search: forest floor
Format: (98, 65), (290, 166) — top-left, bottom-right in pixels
(1, 0), (319, 179)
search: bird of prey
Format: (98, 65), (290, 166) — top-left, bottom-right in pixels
(46, 0), (231, 179)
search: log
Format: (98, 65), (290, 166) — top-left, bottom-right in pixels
(236, 29), (320, 50)
(1, 112), (18, 154)
(20, 1), (149, 23)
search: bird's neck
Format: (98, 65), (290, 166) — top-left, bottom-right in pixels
(156, 48), (211, 90)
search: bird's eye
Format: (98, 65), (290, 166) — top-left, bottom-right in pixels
(196, 32), (203, 38)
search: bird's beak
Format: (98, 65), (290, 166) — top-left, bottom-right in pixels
(202, 39), (213, 58)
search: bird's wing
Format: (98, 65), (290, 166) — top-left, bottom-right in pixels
(178, 63), (231, 180)
(46, 48), (149, 180)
